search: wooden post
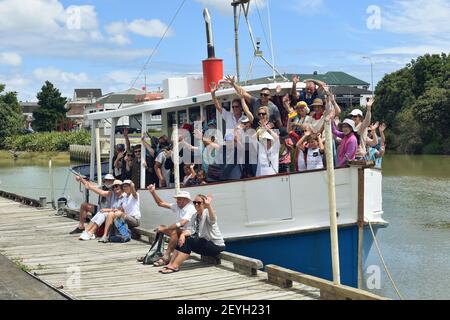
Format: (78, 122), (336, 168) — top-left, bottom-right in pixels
(324, 119), (341, 284)
(140, 112), (148, 189)
(172, 124), (180, 193)
(89, 120), (96, 182)
(357, 168), (365, 289)
(95, 127), (102, 186)
(109, 118), (117, 174)
(48, 159), (55, 209)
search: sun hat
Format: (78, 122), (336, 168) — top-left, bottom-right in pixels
(349, 109), (363, 117)
(103, 174), (115, 181)
(173, 190), (191, 200)
(112, 180), (123, 186)
(309, 98), (324, 108)
(122, 179), (133, 185)
(296, 101), (308, 108)
(342, 119), (357, 132)
(239, 115), (250, 123)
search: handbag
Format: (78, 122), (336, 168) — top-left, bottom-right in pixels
(142, 232), (165, 265)
(108, 218), (130, 243)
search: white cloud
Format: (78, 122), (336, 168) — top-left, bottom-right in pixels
(105, 19), (173, 45)
(383, 0), (450, 39)
(292, 0), (324, 14)
(0, 52), (22, 66)
(33, 67), (89, 84)
(373, 45), (450, 56)
(194, 0), (266, 16)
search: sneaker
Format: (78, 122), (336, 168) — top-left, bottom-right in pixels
(98, 237), (108, 243)
(90, 233), (96, 240)
(79, 231), (91, 241)
(70, 227), (85, 234)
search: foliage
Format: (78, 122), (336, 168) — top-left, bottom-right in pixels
(374, 53), (450, 154)
(3, 130), (91, 152)
(33, 81), (67, 132)
(0, 84), (24, 147)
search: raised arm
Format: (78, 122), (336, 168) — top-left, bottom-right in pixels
(147, 184), (171, 209)
(317, 132), (325, 152)
(360, 97), (374, 132)
(123, 128), (131, 152)
(141, 136), (155, 157)
(331, 119), (345, 139)
(203, 194), (217, 224)
(210, 81), (222, 113)
(291, 75), (300, 99)
(241, 96), (254, 123)
(224, 75), (252, 103)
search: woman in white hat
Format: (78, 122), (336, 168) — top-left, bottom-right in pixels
(331, 118), (360, 167)
(255, 122), (280, 177)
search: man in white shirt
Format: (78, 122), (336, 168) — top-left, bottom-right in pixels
(147, 185), (196, 266)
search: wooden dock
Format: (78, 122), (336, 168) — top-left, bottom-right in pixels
(0, 194), (386, 300)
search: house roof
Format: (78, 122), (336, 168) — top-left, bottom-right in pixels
(247, 72), (369, 87)
(74, 89), (102, 99)
(20, 102), (39, 114)
(96, 88), (153, 105)
(331, 86), (372, 95)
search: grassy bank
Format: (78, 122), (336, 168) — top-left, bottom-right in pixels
(3, 130), (90, 152)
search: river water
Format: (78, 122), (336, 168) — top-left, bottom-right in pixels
(0, 153), (448, 300)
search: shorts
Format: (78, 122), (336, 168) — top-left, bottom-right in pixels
(176, 236), (225, 256)
(124, 215), (140, 228)
(91, 211), (106, 226)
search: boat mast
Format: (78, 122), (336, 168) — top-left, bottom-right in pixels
(231, 0), (247, 83)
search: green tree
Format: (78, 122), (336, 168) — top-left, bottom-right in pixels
(0, 84), (23, 148)
(33, 81), (67, 132)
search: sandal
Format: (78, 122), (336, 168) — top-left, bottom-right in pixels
(153, 257), (170, 267)
(159, 266), (179, 274)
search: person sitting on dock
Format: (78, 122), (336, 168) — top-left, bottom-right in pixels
(98, 180), (141, 243)
(159, 194), (225, 274)
(79, 180), (125, 240)
(146, 185), (196, 266)
(69, 173), (115, 234)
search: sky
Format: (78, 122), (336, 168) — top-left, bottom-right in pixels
(0, 0), (449, 101)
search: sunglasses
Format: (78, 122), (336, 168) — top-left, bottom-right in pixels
(258, 113), (267, 116)
(260, 93), (270, 97)
(193, 201), (203, 205)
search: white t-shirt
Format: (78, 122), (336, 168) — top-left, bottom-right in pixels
(256, 140), (280, 177)
(306, 147), (324, 170)
(221, 109), (240, 133)
(155, 151), (172, 185)
(122, 193), (141, 219)
(170, 202), (196, 228)
(297, 149), (306, 171)
(191, 210), (225, 247)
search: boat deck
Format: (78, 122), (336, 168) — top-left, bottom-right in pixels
(0, 197), (320, 300)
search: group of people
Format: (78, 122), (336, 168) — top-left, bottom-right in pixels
(70, 174), (225, 274)
(68, 74), (388, 273)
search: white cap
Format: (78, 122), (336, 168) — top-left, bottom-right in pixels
(349, 109), (363, 117)
(342, 119), (356, 132)
(123, 179), (133, 185)
(103, 173), (115, 181)
(239, 116), (250, 123)
(173, 190), (191, 200)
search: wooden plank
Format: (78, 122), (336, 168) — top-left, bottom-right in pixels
(266, 264), (387, 300)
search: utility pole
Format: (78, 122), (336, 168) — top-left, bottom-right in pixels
(363, 56), (374, 96)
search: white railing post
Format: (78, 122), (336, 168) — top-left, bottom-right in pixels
(324, 119), (341, 284)
(172, 124), (180, 193)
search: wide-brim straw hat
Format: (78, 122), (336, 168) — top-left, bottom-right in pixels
(309, 98), (324, 108)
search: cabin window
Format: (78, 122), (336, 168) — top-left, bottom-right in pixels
(189, 106), (201, 124)
(203, 104), (217, 124)
(177, 110), (187, 126)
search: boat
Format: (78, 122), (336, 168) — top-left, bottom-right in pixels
(61, 1), (387, 288)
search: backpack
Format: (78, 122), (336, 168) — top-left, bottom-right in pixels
(142, 232), (165, 265)
(108, 218), (130, 243)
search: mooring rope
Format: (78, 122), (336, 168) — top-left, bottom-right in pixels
(366, 217), (404, 300)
